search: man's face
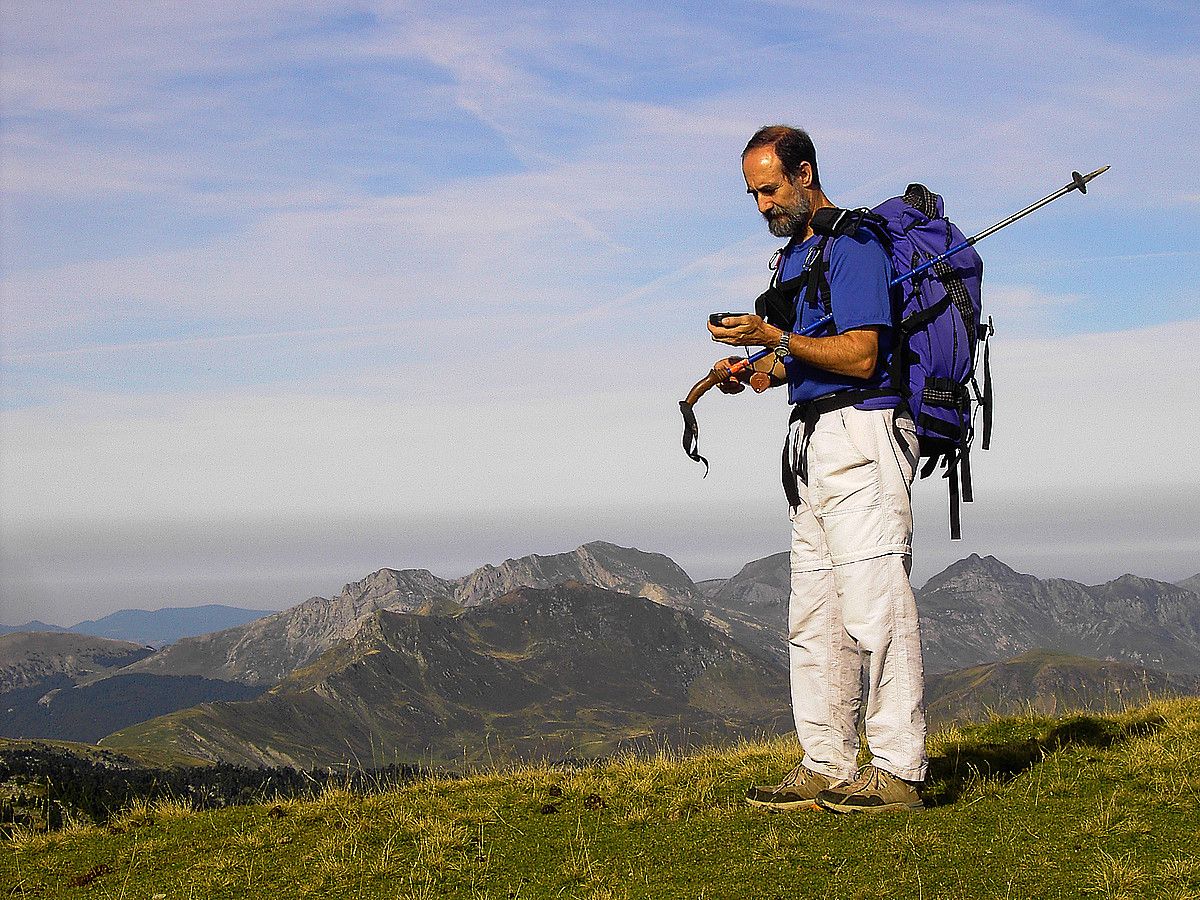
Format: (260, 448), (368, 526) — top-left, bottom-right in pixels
(742, 148), (811, 238)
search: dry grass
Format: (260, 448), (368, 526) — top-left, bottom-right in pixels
(1077, 792), (1152, 839)
(151, 795), (196, 821)
(1087, 850), (1150, 899)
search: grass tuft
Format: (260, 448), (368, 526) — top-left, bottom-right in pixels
(1086, 849), (1149, 899)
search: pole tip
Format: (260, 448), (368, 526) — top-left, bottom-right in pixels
(1070, 166), (1110, 194)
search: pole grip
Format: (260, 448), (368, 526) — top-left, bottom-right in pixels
(684, 369), (726, 407)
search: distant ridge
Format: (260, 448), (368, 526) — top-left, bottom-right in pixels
(0, 633), (152, 694)
(69, 605), (272, 646)
(920, 554), (1200, 675)
(1178, 573), (1200, 595)
(0, 606), (272, 646)
(926, 649), (1200, 724)
(634, 551), (1200, 676)
(0, 621), (71, 637)
(116, 567), (456, 686)
(453, 541), (699, 611)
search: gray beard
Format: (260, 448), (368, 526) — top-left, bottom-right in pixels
(765, 193), (812, 238)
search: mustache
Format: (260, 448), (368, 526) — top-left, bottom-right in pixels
(765, 205), (804, 220)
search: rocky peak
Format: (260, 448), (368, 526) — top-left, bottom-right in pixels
(920, 553), (1026, 596)
(451, 542), (699, 610)
(1101, 573), (1174, 595)
(1085, 574), (1198, 623)
(337, 567), (454, 614)
(708, 552), (789, 610)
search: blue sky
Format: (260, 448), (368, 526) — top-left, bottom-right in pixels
(2, 0), (1198, 622)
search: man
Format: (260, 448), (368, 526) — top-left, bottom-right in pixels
(708, 125), (927, 813)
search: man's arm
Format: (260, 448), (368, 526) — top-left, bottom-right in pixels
(707, 316), (880, 380)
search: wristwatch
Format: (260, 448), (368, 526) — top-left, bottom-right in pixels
(774, 330), (792, 361)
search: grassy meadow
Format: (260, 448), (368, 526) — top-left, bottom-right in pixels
(4, 698), (1200, 899)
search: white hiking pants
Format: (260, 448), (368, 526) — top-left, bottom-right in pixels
(785, 405), (928, 782)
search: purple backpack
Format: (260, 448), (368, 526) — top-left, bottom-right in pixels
(809, 185), (991, 538)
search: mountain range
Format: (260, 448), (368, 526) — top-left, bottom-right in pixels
(920, 556), (1200, 674)
(4, 543), (1198, 765)
(0, 605), (272, 646)
(117, 542), (705, 687)
(101, 583), (787, 768)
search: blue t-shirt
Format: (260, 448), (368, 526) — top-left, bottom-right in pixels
(778, 228), (898, 407)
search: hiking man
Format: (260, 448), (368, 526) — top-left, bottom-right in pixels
(708, 125), (927, 813)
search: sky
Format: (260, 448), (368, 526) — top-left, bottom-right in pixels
(2, 0), (1198, 625)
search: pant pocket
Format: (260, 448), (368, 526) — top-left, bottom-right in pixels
(821, 499), (911, 565)
(808, 418), (879, 517)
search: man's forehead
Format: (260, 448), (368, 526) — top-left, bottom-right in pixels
(743, 148), (784, 183)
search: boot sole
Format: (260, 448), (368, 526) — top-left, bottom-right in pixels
(815, 798), (924, 814)
(745, 796), (821, 812)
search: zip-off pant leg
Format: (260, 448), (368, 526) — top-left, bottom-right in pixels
(788, 501), (861, 781)
(786, 406), (928, 782)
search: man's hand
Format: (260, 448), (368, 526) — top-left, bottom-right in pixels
(712, 356), (747, 394)
(707, 314), (781, 348)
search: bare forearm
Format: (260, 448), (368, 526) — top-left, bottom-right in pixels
(785, 329), (879, 380)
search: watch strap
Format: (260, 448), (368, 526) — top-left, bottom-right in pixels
(774, 330), (792, 360)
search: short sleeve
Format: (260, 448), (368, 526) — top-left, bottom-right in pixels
(827, 232), (892, 333)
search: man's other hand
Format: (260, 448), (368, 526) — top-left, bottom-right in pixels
(708, 313), (776, 348)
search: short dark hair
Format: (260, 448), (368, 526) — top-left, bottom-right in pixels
(742, 125), (820, 190)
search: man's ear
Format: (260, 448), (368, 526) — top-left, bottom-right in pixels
(796, 160), (813, 188)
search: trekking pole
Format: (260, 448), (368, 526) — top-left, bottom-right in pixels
(731, 166), (1110, 372)
(900, 166), (1110, 286)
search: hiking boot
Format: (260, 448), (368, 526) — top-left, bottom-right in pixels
(745, 764), (837, 811)
(815, 764), (924, 813)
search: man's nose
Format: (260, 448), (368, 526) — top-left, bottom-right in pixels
(757, 196), (773, 214)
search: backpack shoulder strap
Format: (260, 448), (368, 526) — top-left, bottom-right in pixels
(800, 235), (832, 316)
(755, 236), (831, 329)
(811, 206), (888, 240)
(801, 206), (890, 319)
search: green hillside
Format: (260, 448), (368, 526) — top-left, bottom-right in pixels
(925, 648), (1200, 725)
(5, 698), (1200, 899)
